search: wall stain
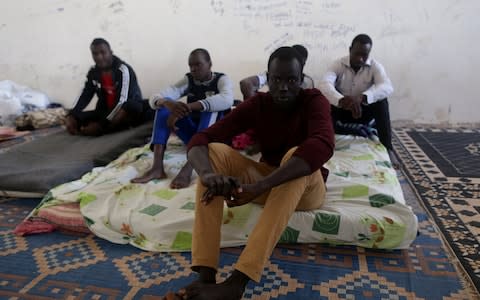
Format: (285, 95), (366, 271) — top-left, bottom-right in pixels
(109, 1), (124, 13)
(435, 108), (449, 122)
(100, 21), (111, 32)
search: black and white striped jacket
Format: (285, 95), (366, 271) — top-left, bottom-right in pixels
(70, 56), (143, 120)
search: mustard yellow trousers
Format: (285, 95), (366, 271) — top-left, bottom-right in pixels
(192, 143), (326, 282)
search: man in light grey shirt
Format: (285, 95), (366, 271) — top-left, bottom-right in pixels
(319, 34), (397, 164)
(131, 48), (234, 188)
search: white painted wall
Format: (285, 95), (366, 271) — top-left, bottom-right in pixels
(0, 0), (478, 124)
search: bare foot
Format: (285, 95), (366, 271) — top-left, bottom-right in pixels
(388, 149), (401, 170)
(131, 168), (167, 184)
(170, 163), (193, 189)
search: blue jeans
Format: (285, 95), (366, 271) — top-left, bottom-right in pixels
(151, 107), (223, 145)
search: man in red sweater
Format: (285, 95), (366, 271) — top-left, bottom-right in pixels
(168, 46), (334, 300)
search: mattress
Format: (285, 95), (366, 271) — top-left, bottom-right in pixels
(18, 135), (418, 251)
(0, 122), (153, 197)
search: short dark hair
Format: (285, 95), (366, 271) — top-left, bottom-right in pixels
(190, 48), (211, 63)
(351, 34), (372, 47)
(267, 46), (304, 73)
(292, 44), (308, 61)
(91, 38), (111, 49)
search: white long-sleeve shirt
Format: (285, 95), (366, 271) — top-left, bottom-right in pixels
(319, 56), (393, 106)
(149, 72), (234, 112)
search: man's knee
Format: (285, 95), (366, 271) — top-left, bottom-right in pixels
(153, 107), (172, 131)
(155, 107), (171, 119)
(208, 143), (235, 159)
(280, 147), (298, 165)
(121, 100), (144, 115)
(207, 143), (237, 172)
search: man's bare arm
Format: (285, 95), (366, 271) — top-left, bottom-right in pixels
(239, 76), (260, 100)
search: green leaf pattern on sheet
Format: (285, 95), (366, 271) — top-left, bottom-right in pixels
(84, 216), (95, 227)
(334, 171), (349, 178)
(312, 212), (341, 235)
(369, 194), (396, 208)
(342, 185), (369, 198)
(181, 202), (195, 210)
(78, 192), (96, 208)
(279, 226), (300, 243)
(153, 189), (178, 200)
(139, 204), (167, 216)
(171, 231), (192, 250)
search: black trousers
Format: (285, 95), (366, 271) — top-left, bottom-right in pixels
(71, 100), (154, 132)
(330, 98), (393, 150)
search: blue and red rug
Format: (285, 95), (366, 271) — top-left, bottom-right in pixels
(0, 168), (476, 299)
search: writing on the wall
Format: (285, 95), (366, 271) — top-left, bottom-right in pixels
(229, 0), (353, 53)
(233, 0), (291, 23)
(169, 0), (183, 14)
(321, 2), (341, 9)
(211, 0), (225, 16)
(264, 32), (294, 52)
(295, 0), (313, 15)
(163, 0), (354, 55)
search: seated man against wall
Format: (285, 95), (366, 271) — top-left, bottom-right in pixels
(165, 46), (334, 300)
(65, 38), (153, 136)
(319, 34), (398, 165)
(239, 44), (314, 99)
(131, 48), (234, 189)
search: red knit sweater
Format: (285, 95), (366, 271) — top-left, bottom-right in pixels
(188, 89), (335, 181)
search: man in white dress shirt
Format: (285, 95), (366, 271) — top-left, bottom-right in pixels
(319, 34), (398, 166)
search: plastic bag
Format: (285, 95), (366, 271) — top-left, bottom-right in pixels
(0, 80), (51, 126)
(17, 90), (50, 108)
(0, 80), (50, 109)
(0, 94), (23, 126)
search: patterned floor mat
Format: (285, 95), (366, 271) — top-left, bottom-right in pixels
(394, 126), (480, 295)
(1, 168), (476, 299)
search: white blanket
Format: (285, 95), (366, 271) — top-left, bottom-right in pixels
(35, 135), (418, 251)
